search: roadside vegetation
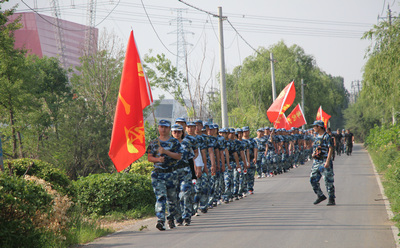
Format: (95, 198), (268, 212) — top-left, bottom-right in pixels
(344, 6), (400, 233)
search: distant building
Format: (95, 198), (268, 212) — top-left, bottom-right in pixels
(8, 12), (98, 70)
(145, 99), (188, 124)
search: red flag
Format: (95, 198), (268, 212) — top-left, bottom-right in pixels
(274, 113), (291, 130)
(287, 104), (307, 128)
(267, 81), (296, 123)
(315, 106), (331, 128)
(109, 31), (153, 172)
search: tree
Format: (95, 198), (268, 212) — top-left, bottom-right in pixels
(210, 41), (349, 129)
(0, 4), (29, 158)
(362, 17), (400, 125)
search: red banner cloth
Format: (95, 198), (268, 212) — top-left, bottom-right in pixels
(267, 81), (296, 123)
(287, 104), (307, 128)
(315, 106), (331, 128)
(109, 31), (153, 172)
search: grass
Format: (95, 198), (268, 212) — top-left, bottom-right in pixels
(368, 147), (400, 229)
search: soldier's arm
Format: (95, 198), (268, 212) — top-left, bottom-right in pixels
(234, 152), (240, 169)
(225, 148), (231, 169)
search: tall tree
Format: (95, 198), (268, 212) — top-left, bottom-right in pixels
(0, 4), (28, 158)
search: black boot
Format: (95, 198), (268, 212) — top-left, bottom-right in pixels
(327, 196), (336, 206)
(313, 195), (327, 205)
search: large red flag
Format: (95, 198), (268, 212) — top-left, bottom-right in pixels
(274, 113), (291, 130)
(267, 81), (296, 123)
(287, 104), (307, 128)
(316, 106), (331, 128)
(109, 31), (153, 172)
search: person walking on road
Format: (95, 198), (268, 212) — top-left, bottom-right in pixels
(147, 119), (183, 231)
(310, 120), (336, 206)
(345, 129), (354, 156)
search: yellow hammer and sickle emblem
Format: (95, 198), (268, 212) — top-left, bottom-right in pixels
(138, 63), (144, 77)
(119, 93), (131, 115)
(124, 127), (143, 153)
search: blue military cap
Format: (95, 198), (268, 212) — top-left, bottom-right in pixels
(264, 127), (270, 131)
(236, 128), (243, 132)
(158, 119), (171, 127)
(229, 128), (236, 133)
(194, 119), (203, 124)
(270, 128), (276, 132)
(219, 128), (227, 133)
(257, 128), (264, 132)
(175, 117), (187, 123)
(204, 122), (210, 127)
(312, 120), (325, 128)
(214, 124), (219, 129)
(209, 124), (216, 129)
(201, 127), (206, 132)
(242, 126), (249, 132)
(187, 121), (196, 127)
(171, 124), (183, 131)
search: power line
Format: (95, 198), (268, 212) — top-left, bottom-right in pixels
(140, 0), (176, 56)
(20, 0), (120, 32)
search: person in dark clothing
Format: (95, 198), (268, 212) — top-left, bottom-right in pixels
(345, 129), (354, 156)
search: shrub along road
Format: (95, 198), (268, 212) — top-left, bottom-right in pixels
(83, 144), (397, 248)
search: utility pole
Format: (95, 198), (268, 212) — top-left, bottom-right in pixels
(218, 7), (228, 128)
(301, 79), (305, 129)
(270, 52), (277, 101)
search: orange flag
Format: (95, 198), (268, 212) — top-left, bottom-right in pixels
(109, 31), (153, 172)
(274, 113), (291, 130)
(287, 104), (307, 128)
(267, 81), (296, 123)
(315, 106), (331, 128)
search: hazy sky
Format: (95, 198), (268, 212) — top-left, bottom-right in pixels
(7, 0), (400, 98)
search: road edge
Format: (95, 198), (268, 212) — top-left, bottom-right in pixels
(367, 149), (400, 248)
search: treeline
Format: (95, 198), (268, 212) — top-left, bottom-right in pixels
(0, 9), (123, 179)
(344, 16), (400, 141)
(210, 41), (349, 131)
(347, 10), (400, 230)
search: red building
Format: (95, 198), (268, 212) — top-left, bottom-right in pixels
(9, 12), (98, 70)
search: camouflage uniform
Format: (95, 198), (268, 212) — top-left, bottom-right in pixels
(173, 135), (196, 223)
(206, 131), (219, 208)
(147, 137), (182, 224)
(254, 131), (266, 178)
(193, 133), (209, 213)
(215, 132), (227, 205)
(223, 131), (237, 202)
(243, 135), (257, 192)
(310, 132), (335, 199)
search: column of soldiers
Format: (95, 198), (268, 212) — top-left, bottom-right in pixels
(146, 118), (315, 231)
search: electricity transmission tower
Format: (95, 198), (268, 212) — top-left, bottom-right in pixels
(50, 0), (67, 68)
(169, 8), (194, 74)
(85, 0), (97, 55)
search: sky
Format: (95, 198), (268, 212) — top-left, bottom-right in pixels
(6, 0), (400, 99)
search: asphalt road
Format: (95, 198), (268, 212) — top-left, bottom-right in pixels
(83, 144), (397, 248)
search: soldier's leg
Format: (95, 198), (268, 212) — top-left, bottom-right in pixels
(199, 172), (209, 212)
(310, 163), (324, 197)
(180, 168), (193, 222)
(207, 174), (216, 208)
(166, 172), (178, 228)
(151, 172), (168, 229)
(222, 168), (233, 203)
(247, 166), (256, 193)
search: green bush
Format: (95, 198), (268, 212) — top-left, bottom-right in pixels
(0, 173), (54, 248)
(129, 161), (153, 176)
(74, 173), (155, 216)
(4, 158), (74, 197)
